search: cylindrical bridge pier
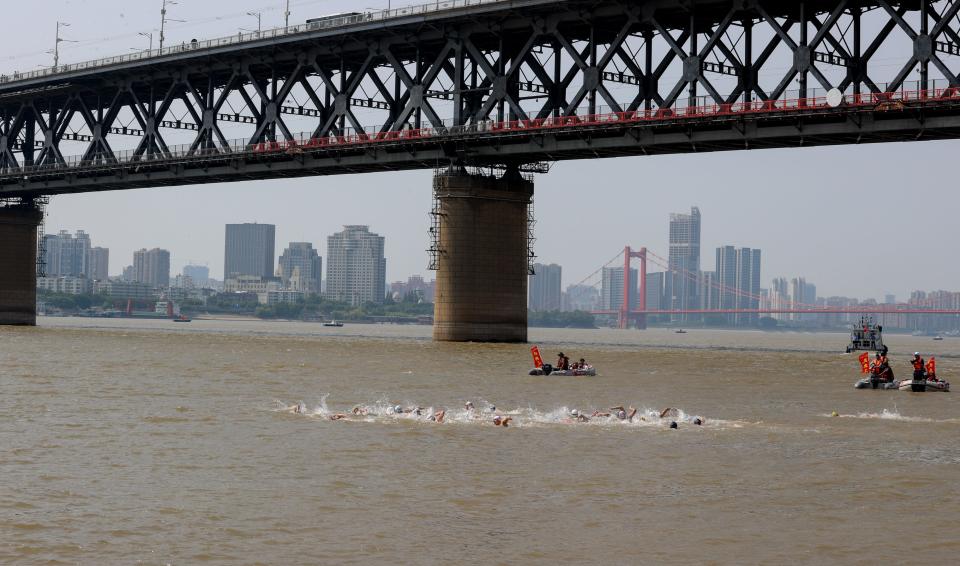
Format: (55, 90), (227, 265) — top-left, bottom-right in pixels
(0, 202), (43, 326)
(432, 168), (533, 342)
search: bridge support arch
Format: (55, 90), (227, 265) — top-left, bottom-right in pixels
(0, 201), (43, 326)
(431, 166), (533, 342)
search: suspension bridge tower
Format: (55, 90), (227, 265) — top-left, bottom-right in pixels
(619, 246), (648, 330)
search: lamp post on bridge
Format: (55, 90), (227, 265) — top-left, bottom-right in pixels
(138, 32), (154, 52)
(284, 0), (291, 27)
(52, 21), (76, 70)
(246, 12), (263, 33)
(159, 0), (185, 50)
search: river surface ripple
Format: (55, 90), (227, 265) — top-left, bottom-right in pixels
(1, 319), (958, 564)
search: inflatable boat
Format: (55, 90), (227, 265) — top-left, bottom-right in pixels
(897, 379), (950, 392)
(854, 377), (899, 390)
(529, 364), (596, 376)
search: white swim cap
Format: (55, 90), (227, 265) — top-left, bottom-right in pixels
(915, 352), (920, 356)
(570, 410), (578, 417)
(394, 405), (402, 413)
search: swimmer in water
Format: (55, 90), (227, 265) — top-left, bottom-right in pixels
(464, 401), (475, 411)
(352, 406), (373, 416)
(329, 413), (349, 421)
(611, 406), (638, 422)
(692, 417), (703, 426)
(429, 410), (446, 423)
(569, 410), (590, 423)
(284, 402), (306, 414)
(660, 407), (679, 419)
(493, 415), (513, 427)
(669, 421), (678, 429)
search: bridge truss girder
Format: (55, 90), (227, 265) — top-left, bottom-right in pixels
(2, 0), (960, 195)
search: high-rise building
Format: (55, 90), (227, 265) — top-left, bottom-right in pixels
(61, 230), (91, 277)
(89, 247), (110, 281)
(39, 230), (100, 279)
(133, 248), (171, 288)
(790, 277), (817, 322)
(183, 265), (210, 288)
(224, 223), (276, 278)
(770, 277), (790, 321)
(645, 272), (665, 312)
(42, 230), (92, 277)
(715, 246), (762, 325)
(325, 225), (386, 306)
(666, 207), (701, 320)
(699, 270), (718, 312)
(601, 267), (638, 311)
(563, 284), (600, 312)
(529, 263), (562, 311)
(736, 248), (762, 325)
(278, 242), (322, 293)
(716, 246), (738, 312)
(41, 234), (62, 276)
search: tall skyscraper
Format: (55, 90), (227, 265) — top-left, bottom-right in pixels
(645, 272), (666, 311)
(61, 230), (91, 278)
(715, 246), (737, 309)
(563, 284), (600, 312)
(40, 230), (97, 278)
(325, 225), (386, 306)
(790, 277), (817, 322)
(89, 247), (110, 281)
(528, 263), (562, 311)
(715, 246), (762, 325)
(183, 265), (210, 288)
(666, 207), (701, 319)
(736, 248), (762, 325)
(41, 234), (62, 277)
(133, 248), (171, 288)
(224, 223), (276, 278)
(601, 267), (638, 311)
(278, 242), (322, 293)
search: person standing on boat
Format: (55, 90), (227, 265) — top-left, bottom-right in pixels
(556, 352), (570, 371)
(911, 353), (926, 381)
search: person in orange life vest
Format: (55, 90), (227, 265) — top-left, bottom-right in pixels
(911, 353), (926, 380)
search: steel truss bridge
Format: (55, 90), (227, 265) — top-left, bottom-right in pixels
(2, 0), (960, 196)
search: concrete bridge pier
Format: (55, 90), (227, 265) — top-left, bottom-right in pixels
(432, 167), (533, 343)
(0, 201), (43, 326)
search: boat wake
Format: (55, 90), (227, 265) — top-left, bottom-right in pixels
(272, 397), (747, 430)
(822, 408), (960, 424)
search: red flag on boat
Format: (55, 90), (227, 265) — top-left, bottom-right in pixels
(858, 352), (870, 374)
(927, 357), (936, 376)
(531, 346), (543, 369)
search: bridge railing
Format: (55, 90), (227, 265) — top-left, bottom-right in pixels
(0, 0), (507, 87)
(4, 83), (960, 180)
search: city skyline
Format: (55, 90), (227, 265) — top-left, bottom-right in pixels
(8, 0), (960, 302)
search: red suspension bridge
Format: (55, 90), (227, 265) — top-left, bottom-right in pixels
(581, 246), (960, 329)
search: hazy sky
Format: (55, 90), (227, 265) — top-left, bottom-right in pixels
(6, 1), (959, 300)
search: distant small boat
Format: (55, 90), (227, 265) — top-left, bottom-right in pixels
(173, 315), (192, 323)
(933, 335), (944, 341)
(675, 329), (687, 334)
(323, 320), (344, 327)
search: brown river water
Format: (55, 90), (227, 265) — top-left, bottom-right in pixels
(1, 318), (958, 565)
